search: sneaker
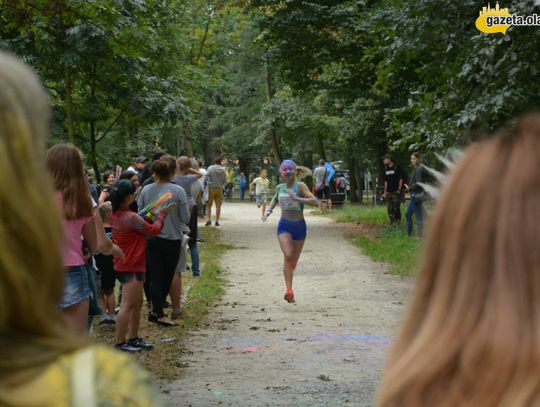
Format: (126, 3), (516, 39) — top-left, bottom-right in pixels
(205, 221), (212, 227)
(99, 316), (115, 326)
(114, 342), (142, 353)
(284, 288), (295, 303)
(215, 221), (220, 227)
(171, 310), (183, 319)
(128, 337), (154, 350)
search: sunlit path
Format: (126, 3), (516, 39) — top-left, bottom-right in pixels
(163, 202), (413, 406)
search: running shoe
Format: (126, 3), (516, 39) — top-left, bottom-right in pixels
(128, 337), (154, 350)
(99, 318), (115, 326)
(114, 342), (142, 353)
(284, 288), (295, 303)
(205, 221), (212, 226)
(215, 221), (220, 227)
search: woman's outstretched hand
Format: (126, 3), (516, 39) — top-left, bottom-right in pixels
(285, 189), (298, 201)
(263, 208), (273, 222)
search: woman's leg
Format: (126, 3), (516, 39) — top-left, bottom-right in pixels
(116, 279), (140, 344)
(127, 280), (144, 340)
(290, 239), (306, 266)
(63, 299), (90, 336)
(147, 240), (167, 319)
(105, 290), (115, 317)
(170, 272), (182, 315)
(278, 233), (295, 289)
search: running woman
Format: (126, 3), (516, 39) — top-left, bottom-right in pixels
(265, 160), (317, 303)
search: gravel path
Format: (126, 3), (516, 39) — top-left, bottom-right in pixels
(163, 202), (414, 406)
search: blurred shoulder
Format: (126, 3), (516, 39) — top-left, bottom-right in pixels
(91, 345), (165, 406)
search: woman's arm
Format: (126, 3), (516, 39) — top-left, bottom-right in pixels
(287, 183), (317, 207)
(133, 211), (169, 236)
(98, 188), (109, 205)
(188, 168), (204, 179)
(82, 217), (98, 255)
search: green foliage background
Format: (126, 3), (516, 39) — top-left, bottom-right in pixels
(2, 0), (539, 190)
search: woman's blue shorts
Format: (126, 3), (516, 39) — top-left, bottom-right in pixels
(277, 218), (307, 241)
(59, 265), (92, 309)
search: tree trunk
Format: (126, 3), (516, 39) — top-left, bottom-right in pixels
(316, 134), (326, 161)
(264, 59), (282, 163)
(64, 66), (75, 144)
(194, 13), (211, 65)
(354, 160), (363, 204)
(89, 120), (100, 183)
(347, 156), (359, 203)
(182, 119), (194, 157)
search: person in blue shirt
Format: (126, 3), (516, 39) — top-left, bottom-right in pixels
(237, 172), (248, 200)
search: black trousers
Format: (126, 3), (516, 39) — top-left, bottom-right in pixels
(146, 237), (181, 318)
(386, 192), (402, 224)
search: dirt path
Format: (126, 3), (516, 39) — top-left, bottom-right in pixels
(163, 203), (414, 406)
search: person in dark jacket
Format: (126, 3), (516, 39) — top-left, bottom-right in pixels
(382, 154), (406, 224)
(405, 152), (425, 237)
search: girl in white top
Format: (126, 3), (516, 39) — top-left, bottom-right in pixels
(250, 170), (271, 219)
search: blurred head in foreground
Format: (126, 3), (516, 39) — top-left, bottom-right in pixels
(378, 114), (540, 406)
(0, 51), (79, 385)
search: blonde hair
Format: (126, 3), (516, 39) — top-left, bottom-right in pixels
(190, 158), (199, 170)
(98, 201), (113, 222)
(177, 155), (192, 171)
(378, 114), (540, 406)
(0, 51), (81, 386)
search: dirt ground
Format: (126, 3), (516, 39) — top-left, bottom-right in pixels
(162, 202), (414, 406)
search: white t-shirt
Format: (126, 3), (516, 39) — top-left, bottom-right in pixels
(252, 177), (270, 195)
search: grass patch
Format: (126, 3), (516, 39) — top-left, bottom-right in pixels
(351, 226), (421, 276)
(323, 204), (388, 225)
(92, 226), (232, 380)
(322, 204), (421, 276)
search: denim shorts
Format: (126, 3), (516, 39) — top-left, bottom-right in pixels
(277, 218), (307, 241)
(256, 193), (268, 205)
(116, 272), (146, 284)
(59, 265), (92, 309)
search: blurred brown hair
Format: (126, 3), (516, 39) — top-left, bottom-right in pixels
(46, 143), (93, 220)
(378, 113), (540, 406)
(0, 51), (82, 386)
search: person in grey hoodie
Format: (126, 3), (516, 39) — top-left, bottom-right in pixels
(205, 156), (227, 226)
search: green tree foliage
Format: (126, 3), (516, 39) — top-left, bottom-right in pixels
(1, 0), (191, 176)
(250, 0), (540, 173)
(4, 0), (539, 189)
